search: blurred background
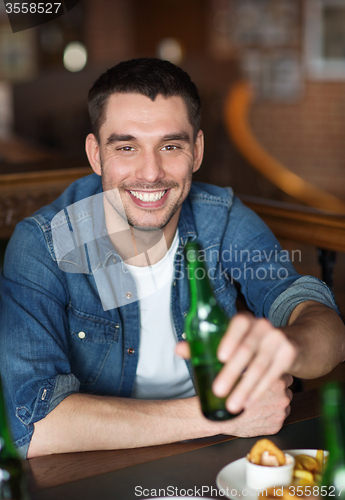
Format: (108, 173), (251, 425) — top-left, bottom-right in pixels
(0, 0), (345, 383)
(1, 0), (345, 196)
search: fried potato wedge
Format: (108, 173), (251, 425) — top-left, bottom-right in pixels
(316, 450), (324, 471)
(294, 455), (319, 473)
(294, 469), (316, 483)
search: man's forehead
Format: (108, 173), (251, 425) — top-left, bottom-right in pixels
(101, 92), (191, 134)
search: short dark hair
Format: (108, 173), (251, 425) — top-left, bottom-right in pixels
(88, 57), (201, 142)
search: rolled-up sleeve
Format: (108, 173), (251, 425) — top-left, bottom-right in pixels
(268, 275), (338, 327)
(0, 219), (80, 458)
(14, 374), (80, 458)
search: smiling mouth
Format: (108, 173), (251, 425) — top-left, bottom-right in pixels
(129, 190), (167, 202)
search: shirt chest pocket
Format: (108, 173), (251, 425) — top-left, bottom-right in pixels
(67, 308), (121, 385)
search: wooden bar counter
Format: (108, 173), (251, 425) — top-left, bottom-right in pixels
(28, 388), (321, 493)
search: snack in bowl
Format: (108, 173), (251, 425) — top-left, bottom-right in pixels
(257, 450), (327, 499)
(246, 439), (295, 490)
(293, 450), (326, 485)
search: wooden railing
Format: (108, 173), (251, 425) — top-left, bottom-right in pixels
(240, 195), (345, 253)
(224, 81), (345, 214)
(0, 166), (92, 239)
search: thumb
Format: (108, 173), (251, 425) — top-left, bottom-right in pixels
(175, 341), (191, 359)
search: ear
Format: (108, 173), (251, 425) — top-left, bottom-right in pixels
(85, 133), (101, 176)
(192, 130), (204, 173)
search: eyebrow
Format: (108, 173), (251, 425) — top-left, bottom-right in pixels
(161, 132), (191, 142)
(106, 134), (136, 145)
(105, 132), (191, 146)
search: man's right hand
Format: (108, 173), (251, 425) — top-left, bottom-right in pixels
(207, 374), (293, 438)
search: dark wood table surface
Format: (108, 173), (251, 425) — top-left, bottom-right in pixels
(29, 388), (322, 499)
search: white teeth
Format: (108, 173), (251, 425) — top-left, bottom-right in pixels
(130, 190), (166, 202)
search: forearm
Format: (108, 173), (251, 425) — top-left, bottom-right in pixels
(283, 301), (345, 379)
(27, 393), (230, 458)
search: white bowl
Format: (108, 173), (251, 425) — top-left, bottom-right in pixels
(246, 453), (295, 491)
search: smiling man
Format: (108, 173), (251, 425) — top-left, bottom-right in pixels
(0, 58), (344, 459)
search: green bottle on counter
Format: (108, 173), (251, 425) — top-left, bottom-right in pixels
(321, 382), (345, 498)
(0, 377), (29, 500)
(184, 241), (238, 421)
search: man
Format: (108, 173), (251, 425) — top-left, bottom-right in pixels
(0, 58), (344, 459)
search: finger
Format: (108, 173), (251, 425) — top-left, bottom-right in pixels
(224, 329), (294, 411)
(244, 341), (297, 406)
(217, 313), (254, 363)
(213, 318), (273, 402)
(285, 404), (291, 418)
(281, 373), (294, 389)
(175, 341), (190, 359)
(286, 388), (293, 403)
(223, 347), (272, 413)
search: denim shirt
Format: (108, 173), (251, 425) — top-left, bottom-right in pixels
(0, 175), (336, 457)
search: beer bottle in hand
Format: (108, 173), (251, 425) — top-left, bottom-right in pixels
(184, 241), (238, 421)
(0, 377), (29, 500)
(321, 382), (345, 498)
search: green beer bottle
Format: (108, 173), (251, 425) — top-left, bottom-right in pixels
(0, 377), (29, 500)
(321, 382), (345, 498)
(184, 241), (238, 421)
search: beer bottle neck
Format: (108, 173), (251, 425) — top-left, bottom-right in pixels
(185, 243), (216, 310)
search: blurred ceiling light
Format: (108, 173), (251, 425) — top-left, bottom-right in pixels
(63, 41), (87, 72)
(157, 38), (183, 64)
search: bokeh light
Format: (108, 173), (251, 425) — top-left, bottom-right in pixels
(63, 41), (87, 72)
(157, 38), (183, 65)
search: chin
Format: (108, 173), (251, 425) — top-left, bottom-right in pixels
(128, 219), (166, 231)
(126, 213), (171, 231)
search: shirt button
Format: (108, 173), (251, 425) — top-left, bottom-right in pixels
(112, 257), (116, 264)
(173, 280), (177, 287)
(78, 331), (86, 339)
(126, 292), (132, 299)
(127, 347), (135, 355)
(182, 332), (187, 340)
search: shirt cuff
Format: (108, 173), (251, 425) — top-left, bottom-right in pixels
(268, 276), (338, 328)
(15, 373), (80, 458)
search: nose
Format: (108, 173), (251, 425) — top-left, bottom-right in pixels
(135, 149), (164, 183)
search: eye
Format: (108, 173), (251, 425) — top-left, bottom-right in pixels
(161, 144), (179, 151)
(118, 146), (135, 152)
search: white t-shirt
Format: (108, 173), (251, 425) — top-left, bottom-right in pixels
(125, 230), (196, 400)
